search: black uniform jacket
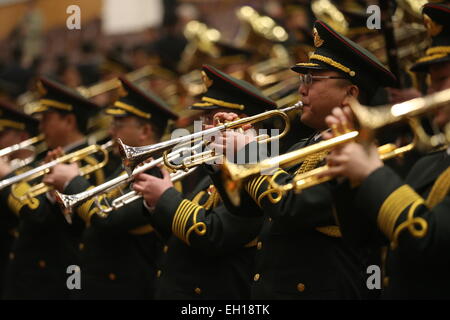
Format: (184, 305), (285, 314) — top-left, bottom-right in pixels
(64, 165), (163, 300)
(0, 142), (107, 299)
(335, 149), (450, 299)
(209, 135), (370, 300)
(148, 173), (263, 300)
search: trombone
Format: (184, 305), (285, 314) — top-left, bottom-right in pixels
(118, 102), (303, 175)
(221, 88), (450, 205)
(1, 140), (114, 200)
(55, 145), (200, 213)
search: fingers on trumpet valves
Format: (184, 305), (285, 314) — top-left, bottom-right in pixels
(213, 112), (240, 126)
(326, 107), (355, 137)
(44, 147), (65, 163)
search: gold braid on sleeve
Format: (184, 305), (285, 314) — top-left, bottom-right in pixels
(378, 185), (427, 249)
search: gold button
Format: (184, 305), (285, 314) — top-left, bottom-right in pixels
(163, 245), (169, 253)
(13, 231), (19, 238)
(383, 276), (389, 287)
(297, 283), (305, 292)
(194, 287), (202, 295)
(257, 241), (262, 250)
(268, 217), (272, 222)
(9, 252), (14, 260)
(109, 273), (116, 281)
(253, 273), (260, 282)
(156, 270), (162, 278)
(79, 243), (84, 251)
(38, 260), (46, 268)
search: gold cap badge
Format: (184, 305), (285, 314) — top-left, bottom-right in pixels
(201, 71), (214, 88)
(313, 28), (324, 47)
(36, 81), (47, 97)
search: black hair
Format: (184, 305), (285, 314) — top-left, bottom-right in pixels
(135, 117), (165, 141)
(335, 76), (372, 105)
(57, 110), (89, 134)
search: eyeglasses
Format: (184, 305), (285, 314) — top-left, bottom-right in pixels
(299, 74), (347, 88)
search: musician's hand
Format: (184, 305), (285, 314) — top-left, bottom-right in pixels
(204, 112), (252, 130)
(133, 168), (173, 208)
(208, 129), (257, 163)
(0, 156), (12, 178)
(323, 106), (355, 140)
(213, 112), (239, 125)
(320, 142), (383, 185)
(44, 147), (64, 163)
(42, 163), (80, 192)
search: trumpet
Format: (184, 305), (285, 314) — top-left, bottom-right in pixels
(235, 6), (289, 58)
(77, 65), (165, 98)
(95, 168), (196, 215)
(55, 146), (199, 213)
(1, 140), (114, 200)
(267, 138), (416, 199)
(0, 134), (46, 172)
(222, 88), (450, 205)
(349, 89), (450, 150)
(24, 65), (169, 114)
(118, 102), (303, 175)
(0, 134), (45, 159)
(221, 131), (359, 205)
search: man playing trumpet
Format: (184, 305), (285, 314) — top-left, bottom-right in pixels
(208, 20), (397, 299)
(132, 64), (278, 299)
(0, 100), (40, 296)
(45, 76), (178, 299)
(0, 77), (107, 299)
(322, 2), (450, 299)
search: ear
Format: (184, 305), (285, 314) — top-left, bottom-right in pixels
(64, 114), (78, 131)
(139, 122), (155, 143)
(342, 85), (359, 106)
